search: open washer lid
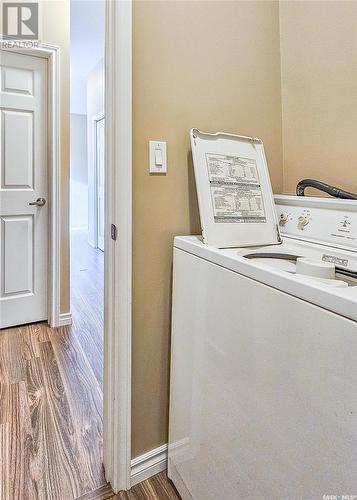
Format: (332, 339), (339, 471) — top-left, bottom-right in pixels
(190, 129), (281, 248)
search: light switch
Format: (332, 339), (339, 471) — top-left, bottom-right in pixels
(155, 148), (163, 166)
(149, 141), (167, 173)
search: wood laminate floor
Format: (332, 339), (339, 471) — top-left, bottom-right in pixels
(79, 472), (180, 500)
(0, 231), (180, 500)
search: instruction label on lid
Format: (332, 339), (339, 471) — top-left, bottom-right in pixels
(206, 153), (266, 223)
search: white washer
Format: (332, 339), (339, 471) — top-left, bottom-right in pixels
(168, 195), (357, 500)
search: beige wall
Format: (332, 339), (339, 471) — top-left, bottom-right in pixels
(40, 0), (70, 313)
(280, 0), (357, 195)
(132, 0), (283, 458)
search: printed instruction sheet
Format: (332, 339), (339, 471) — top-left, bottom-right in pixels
(206, 153), (266, 223)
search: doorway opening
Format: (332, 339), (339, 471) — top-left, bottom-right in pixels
(70, 0), (105, 360)
(69, 0), (106, 490)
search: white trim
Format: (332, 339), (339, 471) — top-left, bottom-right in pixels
(2, 44), (62, 328)
(103, 0), (132, 493)
(93, 110), (105, 250)
(47, 45), (61, 328)
(58, 312), (72, 327)
(130, 445), (168, 487)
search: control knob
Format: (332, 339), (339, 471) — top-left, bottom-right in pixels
(279, 213), (289, 227)
(298, 215), (310, 230)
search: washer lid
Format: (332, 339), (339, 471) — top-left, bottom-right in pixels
(190, 129), (281, 248)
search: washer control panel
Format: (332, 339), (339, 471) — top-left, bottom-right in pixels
(275, 195), (357, 251)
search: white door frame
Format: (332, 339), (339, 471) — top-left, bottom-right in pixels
(92, 110), (105, 250)
(103, 0), (132, 493)
(1, 43), (61, 328)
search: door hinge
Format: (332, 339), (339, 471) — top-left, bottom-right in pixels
(111, 224), (117, 241)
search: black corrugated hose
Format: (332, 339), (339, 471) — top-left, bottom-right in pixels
(296, 179), (357, 200)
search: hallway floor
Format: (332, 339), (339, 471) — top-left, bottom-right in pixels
(0, 230), (105, 498)
(0, 231), (180, 499)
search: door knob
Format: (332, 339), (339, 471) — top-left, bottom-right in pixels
(29, 197), (46, 207)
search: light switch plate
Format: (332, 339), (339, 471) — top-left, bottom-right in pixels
(149, 141), (167, 173)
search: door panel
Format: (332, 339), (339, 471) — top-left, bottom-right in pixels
(1, 109), (34, 188)
(0, 50), (48, 328)
(1, 215), (33, 296)
(1, 65), (34, 95)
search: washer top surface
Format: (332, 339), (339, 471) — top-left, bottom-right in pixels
(174, 195), (357, 321)
(236, 239), (357, 285)
(174, 235), (357, 322)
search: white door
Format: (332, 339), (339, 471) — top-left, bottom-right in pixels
(0, 50), (48, 328)
(96, 117), (105, 252)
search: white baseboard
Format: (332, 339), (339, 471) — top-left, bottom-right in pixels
(58, 312), (72, 326)
(130, 444), (168, 487)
